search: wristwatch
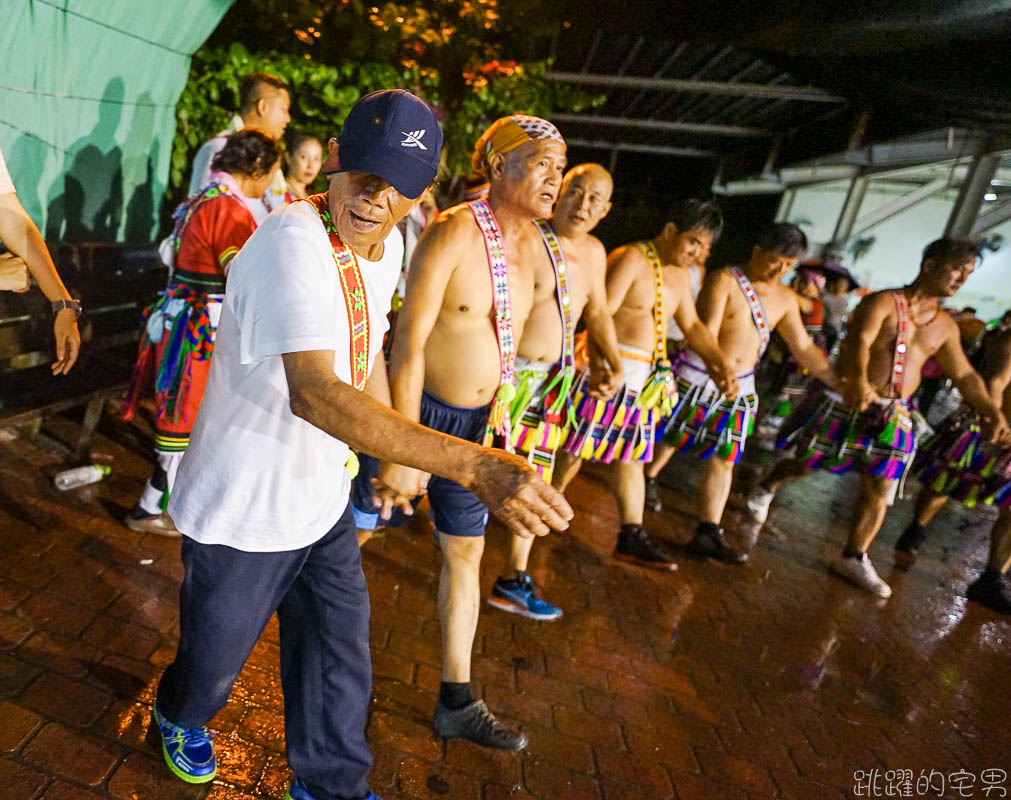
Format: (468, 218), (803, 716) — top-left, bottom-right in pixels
(52, 299), (82, 318)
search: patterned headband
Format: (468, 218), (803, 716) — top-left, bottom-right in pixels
(471, 114), (565, 174)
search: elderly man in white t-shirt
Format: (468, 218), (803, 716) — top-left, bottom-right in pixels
(0, 145), (81, 373)
(151, 90), (572, 800)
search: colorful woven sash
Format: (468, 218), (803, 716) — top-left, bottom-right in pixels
(304, 193), (370, 392)
(635, 241), (677, 415)
(509, 220), (575, 479)
(729, 266), (771, 359)
(167, 181), (238, 264)
(468, 199), (517, 450)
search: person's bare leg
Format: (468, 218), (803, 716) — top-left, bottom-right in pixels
(614, 461), (646, 526)
(745, 457), (813, 524)
(357, 528), (374, 546)
(552, 451), (583, 492)
(847, 474), (892, 553)
(437, 532), (484, 684)
(434, 532), (528, 749)
(895, 487), (948, 567)
(762, 458), (812, 492)
(966, 510), (1011, 614)
(503, 533), (534, 579)
(686, 458), (748, 564)
(645, 441), (675, 480)
(988, 510), (1011, 574)
(829, 473), (894, 597)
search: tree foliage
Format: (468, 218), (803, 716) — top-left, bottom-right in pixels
(169, 1), (601, 205)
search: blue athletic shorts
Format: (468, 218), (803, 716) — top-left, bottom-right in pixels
(351, 390), (491, 537)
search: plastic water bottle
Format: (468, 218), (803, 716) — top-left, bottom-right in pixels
(54, 464), (111, 491)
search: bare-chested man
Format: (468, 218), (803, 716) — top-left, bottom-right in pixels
(895, 326), (1011, 613)
(648, 223), (837, 564)
(351, 115), (566, 751)
(487, 163), (622, 621)
(552, 200), (737, 570)
(749, 237), (1010, 598)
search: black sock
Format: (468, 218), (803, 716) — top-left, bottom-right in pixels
(842, 545), (864, 559)
(439, 681), (473, 710)
(697, 522), (722, 538)
(498, 571), (526, 589)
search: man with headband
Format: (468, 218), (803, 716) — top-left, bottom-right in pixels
(150, 92), (572, 798)
(488, 163), (623, 621)
(552, 199), (737, 571)
(352, 114), (567, 750)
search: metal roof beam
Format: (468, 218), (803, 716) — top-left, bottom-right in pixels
(567, 138), (714, 158)
(849, 177), (949, 237)
(972, 200), (1011, 235)
(546, 71), (846, 102)
(553, 113), (767, 138)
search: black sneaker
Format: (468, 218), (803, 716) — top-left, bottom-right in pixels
(644, 477), (663, 512)
(613, 525), (677, 571)
(966, 571), (1011, 615)
(432, 700), (527, 751)
(686, 526), (748, 565)
(894, 524), (928, 570)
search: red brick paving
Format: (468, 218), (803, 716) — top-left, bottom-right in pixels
(0, 414), (1009, 799)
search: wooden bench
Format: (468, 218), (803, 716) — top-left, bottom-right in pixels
(0, 242), (166, 458)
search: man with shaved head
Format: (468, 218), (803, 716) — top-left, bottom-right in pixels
(352, 114), (568, 750)
(487, 163), (623, 621)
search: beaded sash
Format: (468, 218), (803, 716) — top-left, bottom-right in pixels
(468, 199), (517, 450)
(305, 193), (370, 392)
(533, 219), (576, 423)
(729, 266), (771, 359)
(635, 241), (677, 414)
(889, 290), (910, 400)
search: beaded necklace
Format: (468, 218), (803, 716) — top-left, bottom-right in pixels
(638, 241), (668, 365)
(729, 266), (771, 359)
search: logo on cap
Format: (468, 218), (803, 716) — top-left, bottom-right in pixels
(400, 130), (427, 150)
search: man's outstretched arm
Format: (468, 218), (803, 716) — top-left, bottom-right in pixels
(283, 349), (573, 539)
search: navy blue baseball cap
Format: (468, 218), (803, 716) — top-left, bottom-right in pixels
(334, 89), (442, 199)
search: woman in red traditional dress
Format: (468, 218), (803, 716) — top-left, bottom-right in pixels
(121, 129), (280, 534)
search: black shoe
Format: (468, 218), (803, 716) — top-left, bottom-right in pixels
(432, 700), (527, 751)
(686, 526), (748, 565)
(644, 477), (663, 512)
(894, 524), (928, 569)
(966, 572), (1011, 615)
(613, 525), (678, 571)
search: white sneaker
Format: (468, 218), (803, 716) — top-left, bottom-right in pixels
(746, 486), (775, 523)
(829, 553), (892, 598)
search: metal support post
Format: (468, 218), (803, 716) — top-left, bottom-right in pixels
(774, 189), (796, 222)
(944, 152), (1001, 236)
(829, 173), (869, 250)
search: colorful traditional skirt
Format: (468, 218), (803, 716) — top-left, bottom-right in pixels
(509, 356), (575, 483)
(662, 353), (759, 465)
(121, 283), (222, 453)
(776, 388), (916, 480)
(915, 407), (1011, 508)
(561, 347), (661, 464)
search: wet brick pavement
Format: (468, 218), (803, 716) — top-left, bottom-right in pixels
(0, 410), (1008, 799)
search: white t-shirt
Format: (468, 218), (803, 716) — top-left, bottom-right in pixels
(0, 146), (15, 195)
(169, 200), (404, 552)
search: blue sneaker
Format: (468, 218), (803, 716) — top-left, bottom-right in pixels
(286, 776), (382, 800)
(151, 704), (216, 784)
(487, 571), (563, 621)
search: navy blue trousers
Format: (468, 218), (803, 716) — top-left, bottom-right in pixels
(156, 502), (372, 800)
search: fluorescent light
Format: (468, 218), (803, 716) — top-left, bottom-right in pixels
(984, 193), (998, 201)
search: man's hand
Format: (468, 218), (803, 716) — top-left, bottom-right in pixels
(588, 362), (621, 400)
(468, 450), (573, 539)
(0, 253), (30, 292)
(374, 462), (429, 519)
(708, 359), (738, 400)
(52, 308), (81, 375)
(841, 376), (878, 412)
(979, 411), (1011, 446)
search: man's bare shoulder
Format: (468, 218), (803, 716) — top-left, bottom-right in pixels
(607, 242), (646, 269)
(428, 202), (482, 240)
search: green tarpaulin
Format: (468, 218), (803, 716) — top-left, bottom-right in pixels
(0, 0), (233, 242)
